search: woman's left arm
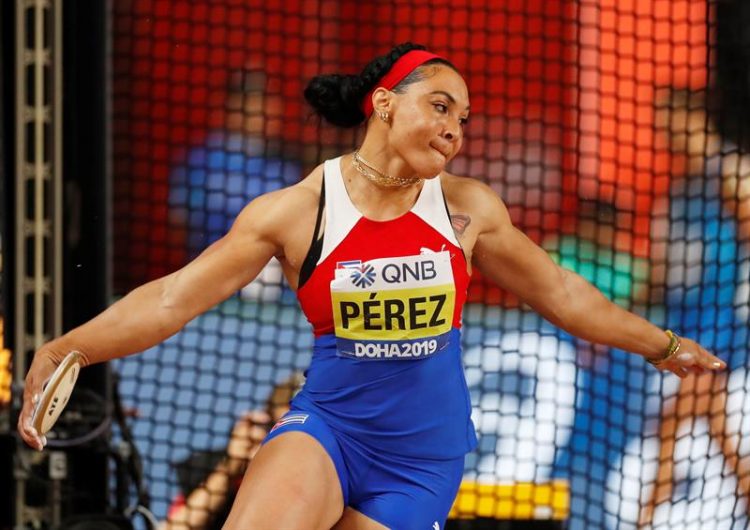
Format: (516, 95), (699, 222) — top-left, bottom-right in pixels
(468, 182), (725, 378)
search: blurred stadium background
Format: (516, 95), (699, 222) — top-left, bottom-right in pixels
(2, 1), (750, 529)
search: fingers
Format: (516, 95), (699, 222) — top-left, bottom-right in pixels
(17, 353), (59, 451)
(17, 392), (46, 451)
(669, 365), (689, 379)
(702, 350), (726, 370)
(688, 343), (726, 371)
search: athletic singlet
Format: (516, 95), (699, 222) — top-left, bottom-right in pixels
(292, 157), (477, 459)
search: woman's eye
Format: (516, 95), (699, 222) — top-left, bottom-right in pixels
(459, 117), (469, 126)
(433, 103), (448, 113)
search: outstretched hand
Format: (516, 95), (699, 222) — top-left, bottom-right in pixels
(17, 350), (67, 451)
(654, 337), (726, 378)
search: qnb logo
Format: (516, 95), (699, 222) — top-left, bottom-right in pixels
(432, 522), (440, 530)
(351, 264), (376, 288)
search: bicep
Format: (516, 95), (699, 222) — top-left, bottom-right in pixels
(448, 176), (571, 313)
(472, 206), (569, 314)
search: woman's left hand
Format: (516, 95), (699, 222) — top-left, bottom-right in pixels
(654, 337), (727, 378)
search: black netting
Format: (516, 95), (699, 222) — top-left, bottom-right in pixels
(111, 1), (750, 529)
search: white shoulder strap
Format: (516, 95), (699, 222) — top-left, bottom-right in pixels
(319, 157), (362, 264)
(411, 176), (460, 248)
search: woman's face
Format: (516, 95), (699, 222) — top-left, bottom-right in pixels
(388, 65), (470, 176)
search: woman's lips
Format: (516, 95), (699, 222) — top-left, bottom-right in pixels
(432, 146), (449, 158)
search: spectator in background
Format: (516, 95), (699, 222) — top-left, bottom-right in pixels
(167, 68), (301, 302)
(160, 372), (305, 530)
(638, 87), (750, 527)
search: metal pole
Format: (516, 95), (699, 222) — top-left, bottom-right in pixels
(13, 0), (30, 520)
(14, 0), (64, 527)
(53, 0), (63, 338)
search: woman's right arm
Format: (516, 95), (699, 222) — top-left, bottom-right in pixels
(18, 185), (305, 449)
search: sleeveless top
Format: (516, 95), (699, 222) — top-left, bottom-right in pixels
(291, 157), (477, 459)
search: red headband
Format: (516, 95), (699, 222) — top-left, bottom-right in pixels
(361, 50), (445, 119)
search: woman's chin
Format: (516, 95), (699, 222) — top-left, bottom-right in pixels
(416, 159), (446, 177)
(417, 171), (442, 180)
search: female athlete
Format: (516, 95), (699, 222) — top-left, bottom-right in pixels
(19, 43), (725, 529)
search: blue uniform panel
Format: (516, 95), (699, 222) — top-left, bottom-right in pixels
(292, 329), (477, 460)
(264, 408), (465, 529)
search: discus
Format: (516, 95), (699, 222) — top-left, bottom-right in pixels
(30, 351), (82, 435)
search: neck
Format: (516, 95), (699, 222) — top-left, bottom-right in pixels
(352, 150), (421, 187)
(356, 137), (423, 180)
(341, 153), (425, 221)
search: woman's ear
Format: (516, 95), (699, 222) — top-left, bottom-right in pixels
(371, 87), (392, 117)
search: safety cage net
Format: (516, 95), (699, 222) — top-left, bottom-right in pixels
(109, 1), (750, 529)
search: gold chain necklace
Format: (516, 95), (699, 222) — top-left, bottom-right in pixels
(352, 150), (421, 187)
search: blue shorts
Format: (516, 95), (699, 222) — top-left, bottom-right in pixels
(263, 409), (464, 529)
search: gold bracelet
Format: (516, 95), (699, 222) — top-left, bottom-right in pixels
(646, 330), (681, 367)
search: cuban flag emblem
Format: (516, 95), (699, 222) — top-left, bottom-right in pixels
(336, 260), (362, 270)
(270, 413), (309, 432)
(335, 259), (377, 288)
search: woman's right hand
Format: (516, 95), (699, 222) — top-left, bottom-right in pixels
(17, 348), (67, 450)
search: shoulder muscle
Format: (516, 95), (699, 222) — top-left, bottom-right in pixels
(440, 172), (512, 236)
(231, 164), (324, 247)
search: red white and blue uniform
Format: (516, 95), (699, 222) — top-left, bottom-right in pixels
(264, 157), (477, 528)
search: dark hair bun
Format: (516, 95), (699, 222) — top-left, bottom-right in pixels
(304, 74), (367, 128)
(304, 42), (427, 128)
